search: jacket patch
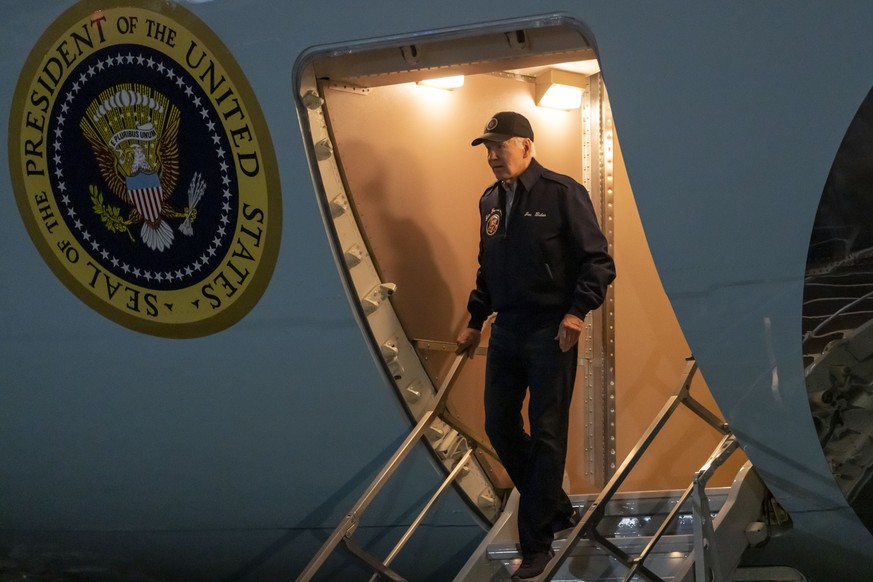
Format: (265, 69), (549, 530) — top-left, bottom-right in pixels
(485, 208), (502, 236)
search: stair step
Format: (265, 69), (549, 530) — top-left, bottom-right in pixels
(570, 488), (728, 537)
(480, 489), (731, 581)
(487, 535), (694, 581)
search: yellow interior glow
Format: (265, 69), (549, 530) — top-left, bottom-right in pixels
(538, 83), (583, 110)
(417, 75), (465, 90)
(535, 69), (586, 110)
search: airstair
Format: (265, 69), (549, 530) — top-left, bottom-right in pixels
(297, 357), (797, 582)
(458, 482), (765, 581)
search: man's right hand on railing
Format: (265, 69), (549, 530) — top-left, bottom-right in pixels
(455, 327), (481, 359)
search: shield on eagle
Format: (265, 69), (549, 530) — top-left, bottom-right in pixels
(126, 171), (163, 224)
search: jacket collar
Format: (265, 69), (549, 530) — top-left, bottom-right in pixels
(503, 157), (543, 194)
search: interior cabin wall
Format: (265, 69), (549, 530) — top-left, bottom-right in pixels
(324, 72), (744, 493)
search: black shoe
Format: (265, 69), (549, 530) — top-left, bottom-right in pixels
(512, 550), (554, 581)
(551, 508), (580, 538)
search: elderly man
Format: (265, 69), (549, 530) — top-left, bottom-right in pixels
(456, 111), (615, 580)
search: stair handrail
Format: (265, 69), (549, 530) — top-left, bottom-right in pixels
(535, 356), (739, 582)
(296, 353), (468, 582)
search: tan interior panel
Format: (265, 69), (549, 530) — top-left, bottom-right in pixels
(322, 68), (745, 493)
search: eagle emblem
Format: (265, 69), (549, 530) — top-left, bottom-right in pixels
(485, 208), (501, 236)
(80, 84), (203, 251)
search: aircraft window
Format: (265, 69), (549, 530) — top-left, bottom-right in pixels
(803, 86), (873, 534)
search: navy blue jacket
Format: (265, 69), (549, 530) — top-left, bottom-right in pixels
(466, 158), (616, 331)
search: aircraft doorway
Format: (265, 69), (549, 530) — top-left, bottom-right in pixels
(296, 17), (746, 511)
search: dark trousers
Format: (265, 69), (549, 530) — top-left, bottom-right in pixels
(484, 322), (577, 555)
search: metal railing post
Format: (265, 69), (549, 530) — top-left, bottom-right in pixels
(296, 354), (466, 582)
(535, 357), (740, 582)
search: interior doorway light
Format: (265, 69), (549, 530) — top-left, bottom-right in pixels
(417, 75), (465, 90)
(535, 69), (586, 110)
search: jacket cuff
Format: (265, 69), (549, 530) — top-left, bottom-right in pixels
(467, 316), (486, 330)
(567, 306), (588, 321)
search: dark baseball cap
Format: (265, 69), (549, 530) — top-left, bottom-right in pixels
(471, 111), (534, 146)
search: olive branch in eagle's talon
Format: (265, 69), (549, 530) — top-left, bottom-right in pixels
(90, 184), (134, 242)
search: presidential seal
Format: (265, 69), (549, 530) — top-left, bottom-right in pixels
(9, 1), (281, 337)
(485, 208), (501, 236)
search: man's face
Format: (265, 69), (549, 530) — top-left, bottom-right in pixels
(484, 137), (530, 183)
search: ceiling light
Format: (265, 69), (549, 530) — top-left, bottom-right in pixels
(417, 75), (465, 90)
(535, 69), (586, 110)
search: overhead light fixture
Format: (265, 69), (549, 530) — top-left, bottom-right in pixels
(417, 75), (465, 90)
(535, 69), (586, 110)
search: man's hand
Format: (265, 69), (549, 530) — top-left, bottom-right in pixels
(456, 328), (482, 358)
(556, 313), (584, 352)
